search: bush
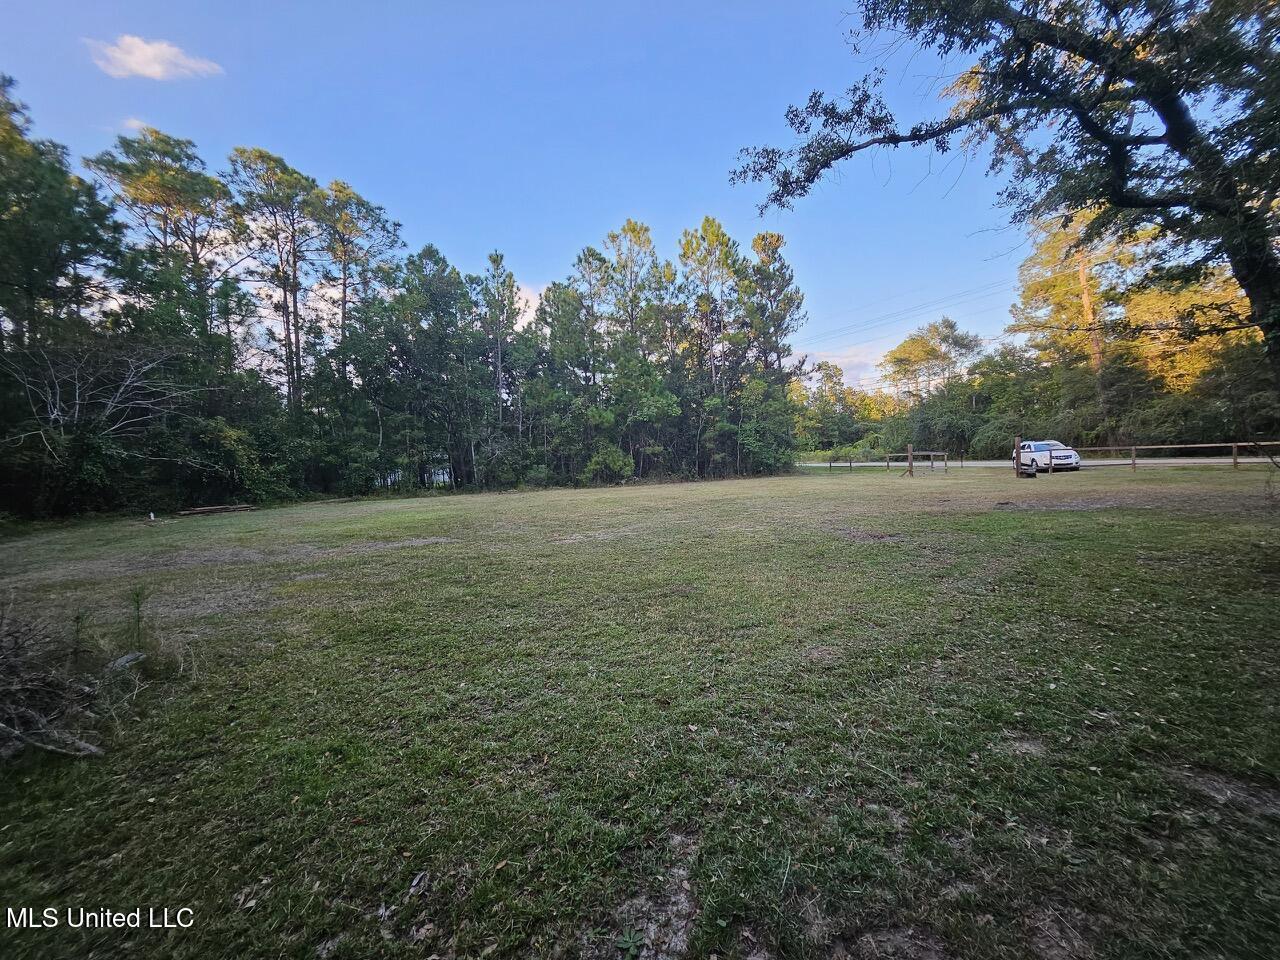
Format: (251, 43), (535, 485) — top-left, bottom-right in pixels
(580, 445), (633, 485)
(523, 465), (552, 488)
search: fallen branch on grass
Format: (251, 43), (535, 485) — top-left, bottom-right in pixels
(0, 719), (103, 757)
(1, 603), (111, 759)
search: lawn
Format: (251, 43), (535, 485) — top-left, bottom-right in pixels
(2, 467), (1278, 960)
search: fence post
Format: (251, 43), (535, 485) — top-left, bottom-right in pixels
(886, 453), (890, 471)
(1233, 443), (1238, 469)
(944, 453), (949, 474)
(1013, 436), (1021, 476)
(1048, 446), (1054, 474)
(1131, 446), (1137, 471)
(906, 443), (914, 477)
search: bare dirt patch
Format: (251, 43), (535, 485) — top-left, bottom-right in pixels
(797, 892), (832, 944)
(149, 578), (278, 623)
(0, 547), (268, 588)
(802, 645), (841, 664)
(830, 527), (904, 543)
(586, 834), (698, 960)
(737, 926), (774, 960)
(940, 880), (978, 901)
(1025, 905), (1095, 960)
(1002, 735), (1047, 758)
(553, 528), (641, 545)
(863, 802), (910, 834)
(1166, 765), (1280, 820)
(1, 537), (456, 589)
(994, 498), (1124, 513)
(335, 536), (456, 555)
(938, 828), (974, 852)
(836, 926), (953, 959)
(988, 486), (1265, 516)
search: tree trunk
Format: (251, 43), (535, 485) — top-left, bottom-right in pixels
(188, 239), (211, 341)
(1224, 236), (1280, 390)
(1256, 286), (1280, 390)
(16, 285), (35, 347)
(1077, 251), (1102, 373)
(494, 337), (503, 428)
(222, 294), (234, 375)
(279, 282), (295, 409)
(340, 263), (349, 345)
(339, 262), (351, 383)
(291, 263), (303, 406)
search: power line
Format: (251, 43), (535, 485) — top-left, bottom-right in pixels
(793, 273), (1013, 337)
(797, 280), (1017, 347)
(794, 257), (1137, 392)
(795, 257), (1106, 351)
(805, 301), (1016, 364)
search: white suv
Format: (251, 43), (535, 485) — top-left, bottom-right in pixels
(1018, 440), (1081, 472)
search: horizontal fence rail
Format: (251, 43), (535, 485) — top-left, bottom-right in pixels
(1074, 442), (1280, 451)
(1074, 441), (1279, 471)
(806, 440), (1278, 476)
(1015, 439), (1279, 472)
(812, 446), (953, 476)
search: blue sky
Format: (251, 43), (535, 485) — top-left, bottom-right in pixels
(3, 1), (1031, 383)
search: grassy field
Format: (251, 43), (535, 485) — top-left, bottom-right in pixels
(2, 467), (1279, 959)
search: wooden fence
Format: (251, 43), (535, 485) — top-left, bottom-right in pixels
(1012, 438), (1280, 474)
(886, 444), (948, 477)
(814, 442), (947, 478)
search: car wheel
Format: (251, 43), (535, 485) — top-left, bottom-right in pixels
(1030, 459), (1040, 472)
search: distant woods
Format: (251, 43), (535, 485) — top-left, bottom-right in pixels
(792, 217), (1277, 459)
(0, 77), (802, 515)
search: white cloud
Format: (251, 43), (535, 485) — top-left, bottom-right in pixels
(88, 35), (223, 80)
(122, 117), (148, 132)
(514, 284), (543, 330)
(808, 344), (887, 388)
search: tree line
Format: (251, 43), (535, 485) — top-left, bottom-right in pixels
(792, 217), (1277, 460)
(0, 77), (802, 515)
(6, 0), (1278, 519)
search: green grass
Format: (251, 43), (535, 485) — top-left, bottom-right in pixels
(3, 467), (1279, 959)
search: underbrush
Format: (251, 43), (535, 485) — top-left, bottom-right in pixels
(0, 588), (190, 760)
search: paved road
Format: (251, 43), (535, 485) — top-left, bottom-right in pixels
(800, 456), (1274, 470)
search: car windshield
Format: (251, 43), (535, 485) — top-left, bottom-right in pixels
(1033, 441), (1066, 451)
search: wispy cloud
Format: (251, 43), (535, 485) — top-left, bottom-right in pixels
(122, 117), (148, 132)
(87, 35), (223, 80)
